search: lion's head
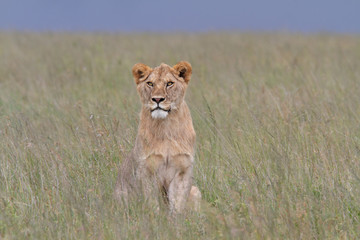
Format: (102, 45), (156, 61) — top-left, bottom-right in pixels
(132, 61), (192, 119)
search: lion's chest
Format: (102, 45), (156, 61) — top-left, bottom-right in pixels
(140, 138), (194, 175)
(144, 153), (193, 181)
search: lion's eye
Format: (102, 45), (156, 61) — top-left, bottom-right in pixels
(167, 82), (174, 87)
(147, 82), (153, 87)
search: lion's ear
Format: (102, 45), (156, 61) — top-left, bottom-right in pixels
(132, 63), (152, 84)
(173, 61), (192, 83)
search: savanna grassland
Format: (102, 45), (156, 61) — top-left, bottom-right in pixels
(0, 33), (360, 239)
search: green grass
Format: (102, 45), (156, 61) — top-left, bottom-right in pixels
(1, 32), (360, 239)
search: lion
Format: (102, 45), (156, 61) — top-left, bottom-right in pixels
(114, 61), (201, 213)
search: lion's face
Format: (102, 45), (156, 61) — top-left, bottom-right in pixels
(132, 62), (192, 119)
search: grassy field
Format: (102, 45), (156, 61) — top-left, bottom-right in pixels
(0, 32), (360, 239)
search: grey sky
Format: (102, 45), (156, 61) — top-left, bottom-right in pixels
(1, 0), (359, 33)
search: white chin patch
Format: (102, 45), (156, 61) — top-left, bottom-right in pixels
(151, 109), (168, 119)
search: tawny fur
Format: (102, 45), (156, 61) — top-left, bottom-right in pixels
(114, 61), (201, 213)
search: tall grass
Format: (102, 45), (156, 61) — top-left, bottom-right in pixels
(1, 33), (360, 239)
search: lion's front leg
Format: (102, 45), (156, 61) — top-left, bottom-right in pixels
(168, 166), (193, 213)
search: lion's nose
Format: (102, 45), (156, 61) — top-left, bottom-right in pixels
(152, 97), (165, 103)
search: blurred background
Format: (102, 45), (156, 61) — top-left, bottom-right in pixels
(1, 0), (360, 33)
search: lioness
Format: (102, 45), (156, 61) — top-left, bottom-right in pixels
(114, 61), (201, 213)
